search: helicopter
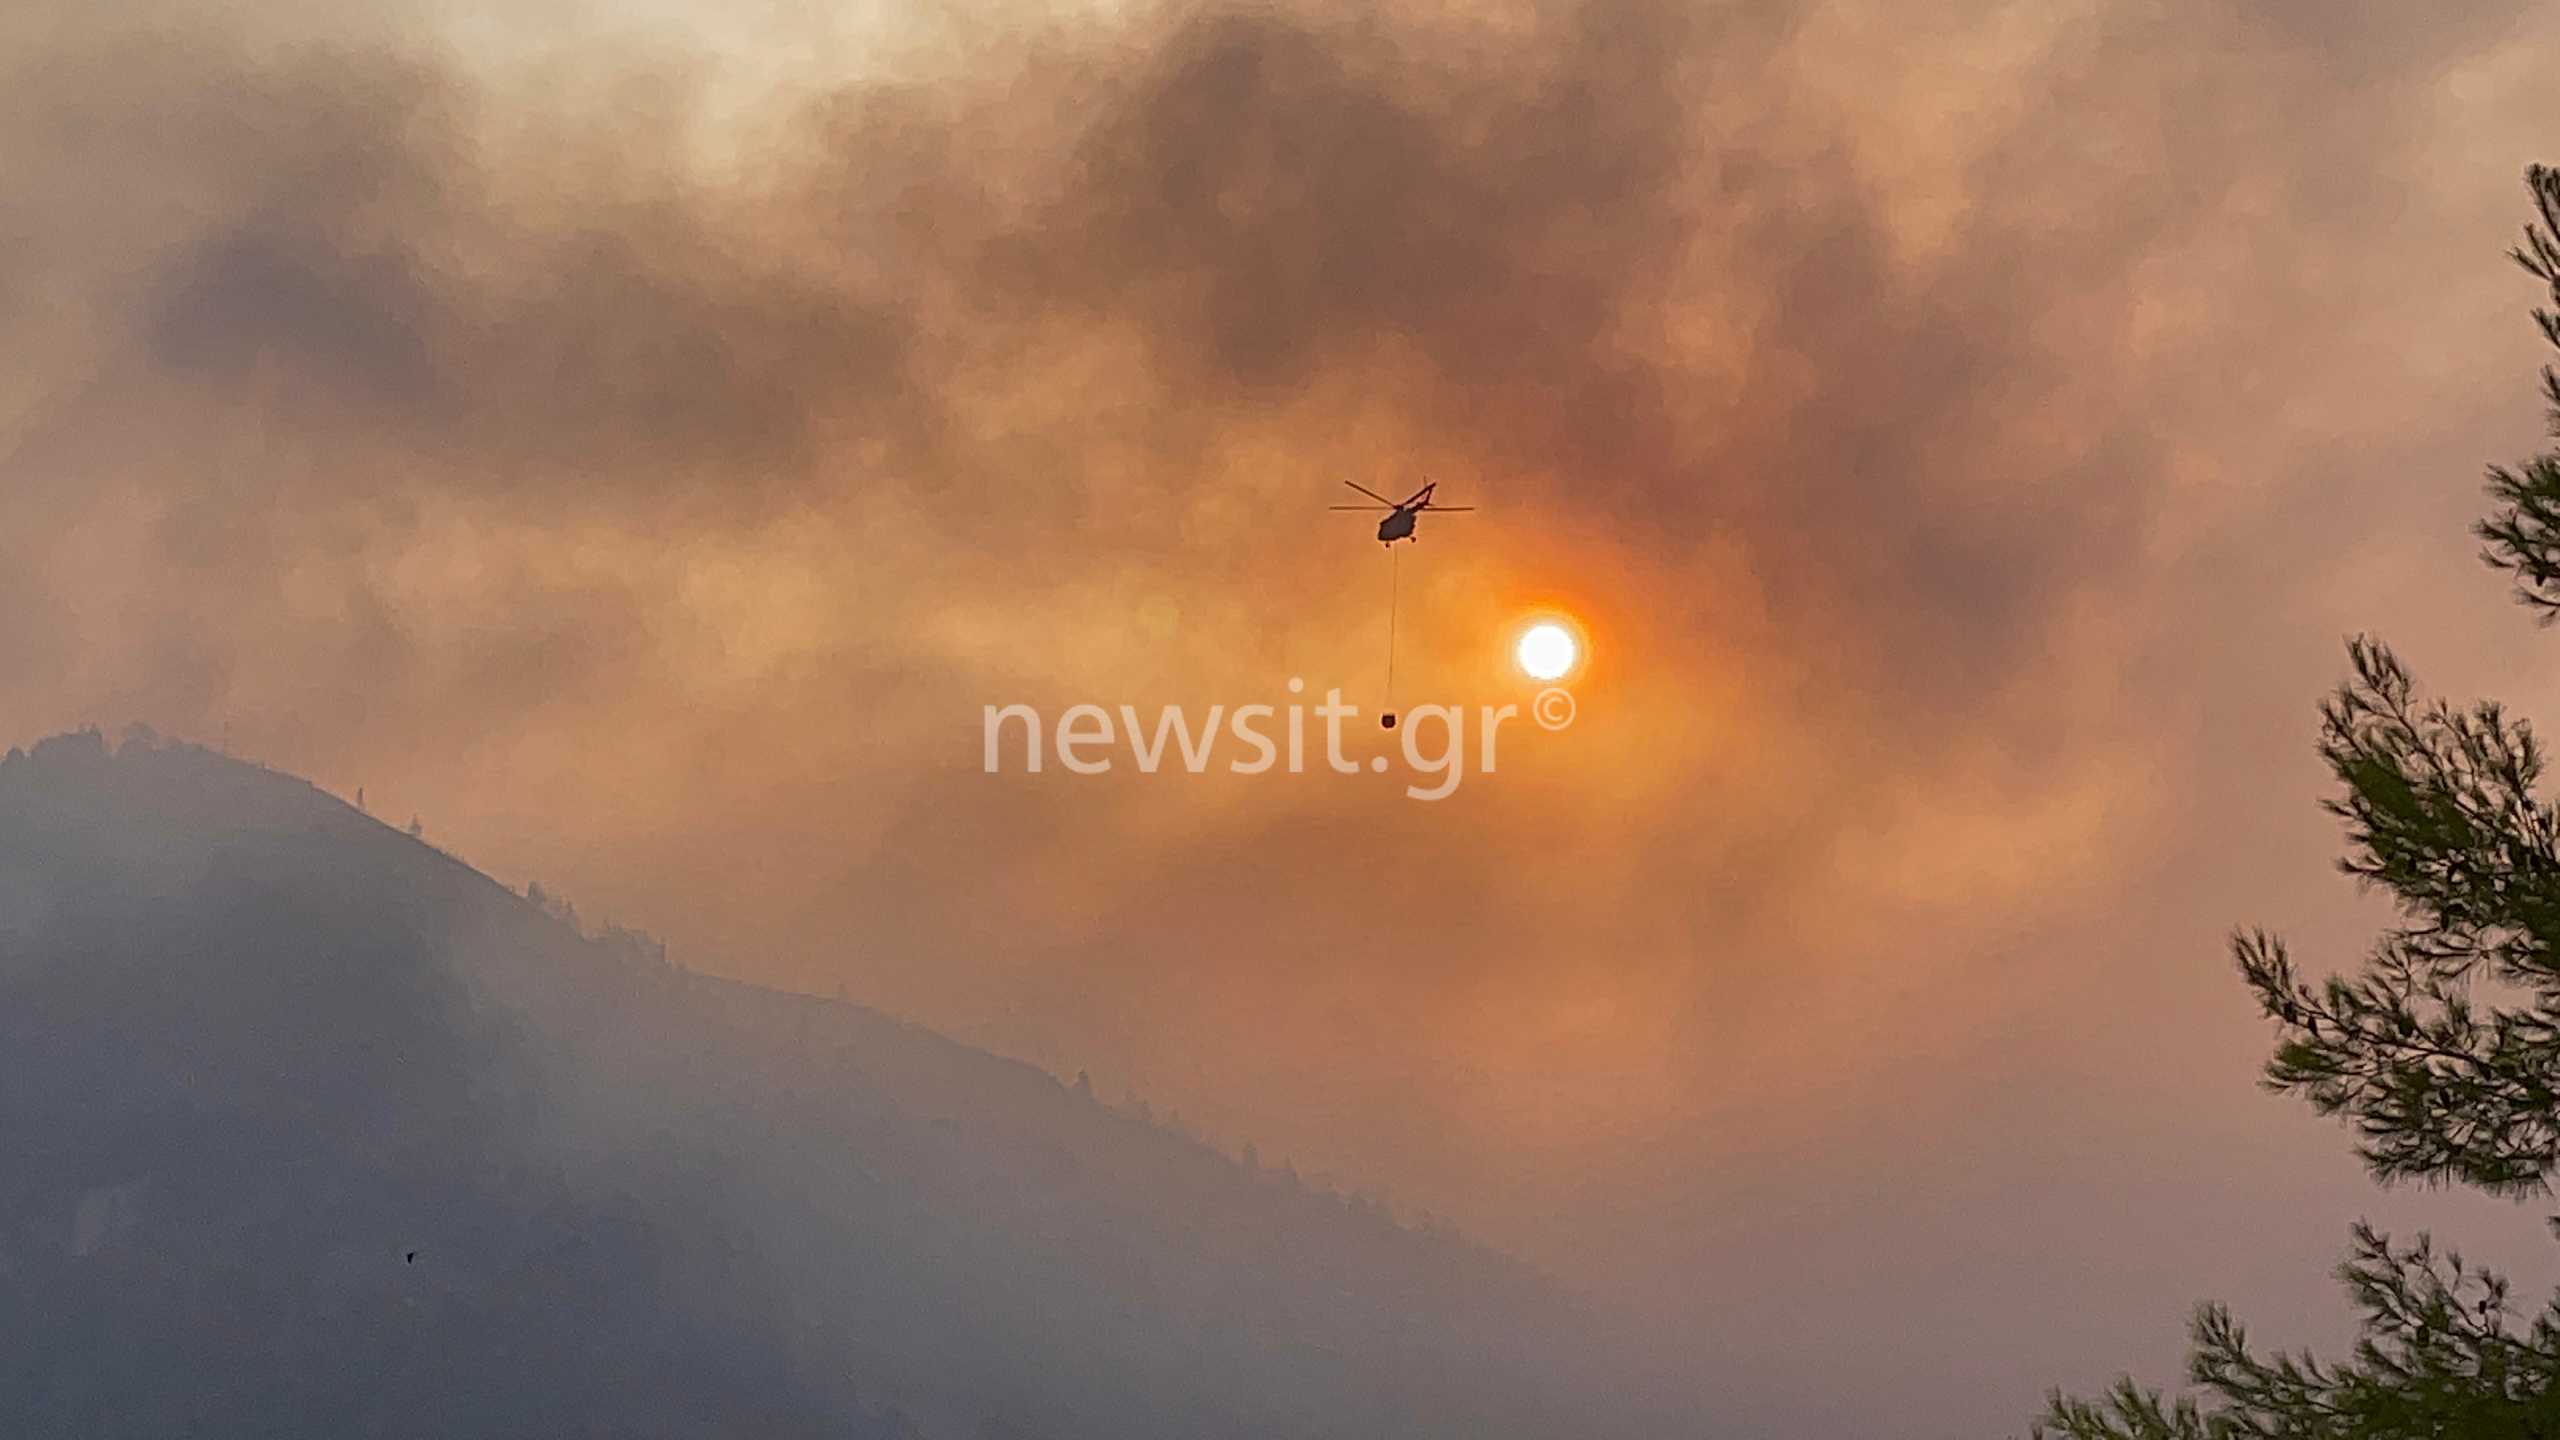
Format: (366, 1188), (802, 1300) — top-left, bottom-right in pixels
(1329, 480), (1474, 546)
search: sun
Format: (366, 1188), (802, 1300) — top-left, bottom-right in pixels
(1515, 620), (1579, 681)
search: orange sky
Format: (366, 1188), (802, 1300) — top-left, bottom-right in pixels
(9, 0), (2560, 1430)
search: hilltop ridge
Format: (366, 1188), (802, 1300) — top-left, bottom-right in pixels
(0, 728), (1657, 1440)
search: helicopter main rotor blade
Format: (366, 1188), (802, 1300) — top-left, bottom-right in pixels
(1342, 480), (1399, 506)
(1327, 506), (1393, 511)
(1420, 505), (1475, 511)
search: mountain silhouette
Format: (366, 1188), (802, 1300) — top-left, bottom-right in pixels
(0, 728), (1658, 1439)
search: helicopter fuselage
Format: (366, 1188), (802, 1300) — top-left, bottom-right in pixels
(1377, 508), (1419, 544)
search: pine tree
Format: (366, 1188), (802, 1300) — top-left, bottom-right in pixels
(2036, 166), (2560, 1439)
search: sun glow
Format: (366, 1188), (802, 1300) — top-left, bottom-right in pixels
(1515, 620), (1579, 681)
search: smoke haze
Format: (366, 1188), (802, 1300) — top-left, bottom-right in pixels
(9, 0), (2560, 1431)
